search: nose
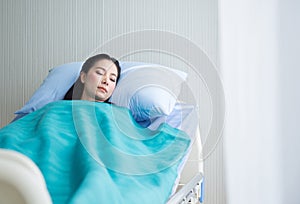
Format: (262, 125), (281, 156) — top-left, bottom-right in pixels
(101, 75), (108, 85)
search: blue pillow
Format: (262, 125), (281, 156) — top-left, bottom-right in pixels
(14, 61), (187, 123)
(110, 63), (187, 124)
(15, 62), (83, 114)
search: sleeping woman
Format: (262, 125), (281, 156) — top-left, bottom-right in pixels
(0, 54), (191, 204)
(64, 53), (121, 102)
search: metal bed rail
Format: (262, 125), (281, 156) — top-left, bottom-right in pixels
(167, 173), (204, 204)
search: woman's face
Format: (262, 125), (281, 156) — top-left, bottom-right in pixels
(80, 59), (118, 102)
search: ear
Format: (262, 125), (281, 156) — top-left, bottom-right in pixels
(80, 72), (86, 83)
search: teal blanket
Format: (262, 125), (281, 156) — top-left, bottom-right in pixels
(0, 101), (190, 204)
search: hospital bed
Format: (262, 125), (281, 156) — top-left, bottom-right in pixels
(0, 61), (204, 204)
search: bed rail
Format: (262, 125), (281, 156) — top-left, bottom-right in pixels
(167, 173), (204, 204)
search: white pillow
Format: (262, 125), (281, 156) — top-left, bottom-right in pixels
(14, 61), (187, 125)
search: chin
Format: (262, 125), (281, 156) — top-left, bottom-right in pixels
(95, 96), (107, 102)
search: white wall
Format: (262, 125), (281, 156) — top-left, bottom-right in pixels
(220, 0), (300, 203)
(278, 0), (300, 203)
(0, 1), (225, 203)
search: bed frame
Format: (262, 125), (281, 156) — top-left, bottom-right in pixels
(168, 126), (204, 204)
(167, 173), (203, 204)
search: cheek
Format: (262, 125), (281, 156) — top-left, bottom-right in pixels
(109, 83), (116, 92)
(87, 73), (101, 85)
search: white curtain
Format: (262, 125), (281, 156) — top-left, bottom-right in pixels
(220, 0), (300, 203)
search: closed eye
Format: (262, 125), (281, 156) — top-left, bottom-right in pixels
(96, 70), (104, 75)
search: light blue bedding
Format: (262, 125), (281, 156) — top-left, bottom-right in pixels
(0, 101), (190, 204)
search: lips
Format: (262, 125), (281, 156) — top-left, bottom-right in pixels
(97, 86), (107, 93)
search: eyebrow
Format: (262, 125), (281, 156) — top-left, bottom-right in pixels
(95, 67), (117, 76)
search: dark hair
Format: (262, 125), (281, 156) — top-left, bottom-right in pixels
(64, 53), (121, 101)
